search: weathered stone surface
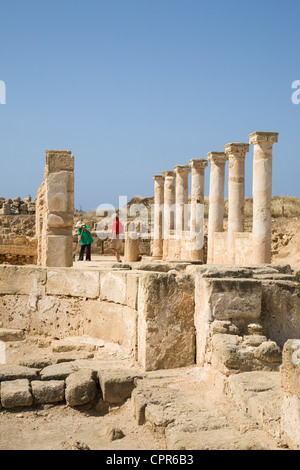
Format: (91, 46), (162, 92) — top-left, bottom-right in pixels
(40, 362), (79, 381)
(253, 341), (282, 363)
(98, 370), (139, 404)
(261, 281), (300, 348)
(138, 272), (195, 371)
(247, 323), (263, 335)
(243, 335), (267, 347)
(1, 379), (33, 408)
(52, 340), (96, 353)
(0, 365), (40, 381)
(65, 369), (97, 406)
(195, 276), (262, 366)
(0, 328), (25, 342)
(0, 265), (46, 295)
(47, 269), (100, 298)
(31, 380), (65, 404)
(100, 271), (127, 304)
(211, 320), (240, 335)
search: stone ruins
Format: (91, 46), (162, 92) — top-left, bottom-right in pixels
(0, 132), (299, 450)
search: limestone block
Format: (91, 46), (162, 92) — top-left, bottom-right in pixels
(82, 301), (138, 356)
(31, 380), (65, 404)
(47, 212), (74, 229)
(65, 369), (97, 406)
(46, 236), (73, 267)
(195, 276), (262, 366)
(253, 341), (282, 363)
(100, 271), (139, 309)
(0, 365), (40, 381)
(0, 265), (46, 295)
(47, 268), (100, 298)
(98, 370), (139, 404)
(199, 278), (262, 321)
(40, 362), (79, 380)
(100, 271), (127, 304)
(1, 379), (33, 408)
(0, 328), (25, 342)
(137, 272), (195, 371)
(260, 281), (300, 348)
(46, 150), (74, 173)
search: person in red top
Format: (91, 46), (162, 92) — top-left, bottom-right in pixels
(111, 215), (123, 262)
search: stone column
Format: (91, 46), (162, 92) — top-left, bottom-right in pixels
(225, 143), (249, 264)
(36, 150), (74, 267)
(152, 174), (164, 260)
(162, 171), (176, 261)
(174, 165), (190, 258)
(124, 232), (139, 262)
(207, 152), (228, 264)
(249, 131), (278, 264)
(188, 159), (208, 260)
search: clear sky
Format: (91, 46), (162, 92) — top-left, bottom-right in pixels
(0, 0), (299, 211)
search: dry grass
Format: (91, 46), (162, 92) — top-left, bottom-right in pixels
(75, 196), (300, 224)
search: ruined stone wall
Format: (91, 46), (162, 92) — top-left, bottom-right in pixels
(193, 264), (300, 376)
(36, 151), (74, 267)
(0, 263), (196, 370)
(0, 215), (37, 265)
(0, 262), (299, 375)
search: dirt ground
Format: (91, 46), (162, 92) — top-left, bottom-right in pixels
(0, 338), (286, 451)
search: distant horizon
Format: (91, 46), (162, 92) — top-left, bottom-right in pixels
(1, 0), (299, 211)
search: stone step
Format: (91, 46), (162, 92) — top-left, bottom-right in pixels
(0, 328), (25, 342)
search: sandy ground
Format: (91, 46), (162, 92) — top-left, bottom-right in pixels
(0, 339), (285, 451)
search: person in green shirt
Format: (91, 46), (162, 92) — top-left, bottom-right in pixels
(75, 221), (93, 261)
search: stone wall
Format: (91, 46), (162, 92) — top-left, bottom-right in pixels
(0, 263), (196, 370)
(280, 339), (300, 449)
(0, 215), (37, 265)
(192, 264), (299, 375)
(0, 262), (299, 375)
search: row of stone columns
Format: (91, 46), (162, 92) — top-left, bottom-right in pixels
(152, 159), (208, 261)
(152, 131), (278, 265)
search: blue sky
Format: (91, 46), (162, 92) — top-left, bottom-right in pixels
(0, 0), (299, 210)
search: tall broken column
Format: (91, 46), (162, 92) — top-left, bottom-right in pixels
(225, 143), (249, 264)
(162, 170), (176, 260)
(189, 159), (208, 261)
(207, 152), (228, 264)
(152, 174), (164, 260)
(174, 165), (190, 258)
(249, 131), (278, 264)
(36, 150), (74, 267)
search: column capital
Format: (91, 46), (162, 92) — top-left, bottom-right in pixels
(189, 159), (208, 171)
(153, 174), (164, 182)
(162, 170), (175, 178)
(249, 131), (279, 145)
(174, 165), (191, 175)
(225, 143), (249, 159)
(207, 152), (228, 164)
